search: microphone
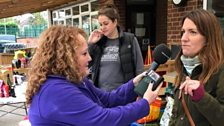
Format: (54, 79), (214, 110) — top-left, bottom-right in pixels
(134, 44), (171, 97)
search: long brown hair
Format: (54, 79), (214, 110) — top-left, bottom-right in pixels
(175, 9), (224, 86)
(26, 25), (87, 104)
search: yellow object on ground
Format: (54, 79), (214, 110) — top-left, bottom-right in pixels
(14, 50), (26, 59)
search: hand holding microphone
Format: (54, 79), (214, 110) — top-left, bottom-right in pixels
(133, 71), (147, 86)
(143, 81), (163, 104)
(134, 44), (171, 97)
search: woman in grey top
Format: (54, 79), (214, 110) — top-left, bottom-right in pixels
(88, 4), (144, 91)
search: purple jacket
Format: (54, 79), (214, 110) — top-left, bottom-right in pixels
(29, 75), (149, 126)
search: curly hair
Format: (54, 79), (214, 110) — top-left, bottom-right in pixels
(26, 25), (87, 105)
(175, 9), (224, 86)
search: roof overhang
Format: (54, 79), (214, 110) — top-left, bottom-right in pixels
(0, 0), (85, 18)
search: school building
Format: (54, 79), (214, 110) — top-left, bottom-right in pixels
(48, 0), (223, 59)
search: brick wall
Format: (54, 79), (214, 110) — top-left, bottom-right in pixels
(114, 0), (126, 30)
(167, 0), (203, 45)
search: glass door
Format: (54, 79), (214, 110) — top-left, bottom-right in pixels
(91, 14), (100, 31)
(82, 15), (90, 36)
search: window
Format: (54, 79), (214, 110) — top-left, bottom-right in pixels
(82, 15), (90, 36)
(59, 20), (64, 25)
(53, 21), (58, 25)
(66, 18), (72, 26)
(72, 6), (79, 15)
(81, 4), (89, 13)
(52, 0), (99, 36)
(73, 18), (79, 27)
(91, 14), (100, 31)
(65, 9), (71, 16)
(206, 0), (224, 31)
(91, 1), (99, 11)
(53, 12), (57, 19)
(58, 10), (65, 18)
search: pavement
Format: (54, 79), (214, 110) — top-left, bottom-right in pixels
(0, 103), (27, 126)
(0, 80), (29, 126)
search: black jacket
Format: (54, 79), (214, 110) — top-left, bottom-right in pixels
(88, 27), (141, 87)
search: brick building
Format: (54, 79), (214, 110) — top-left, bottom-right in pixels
(49, 0), (223, 60)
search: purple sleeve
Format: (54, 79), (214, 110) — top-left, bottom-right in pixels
(38, 80), (150, 126)
(88, 79), (139, 107)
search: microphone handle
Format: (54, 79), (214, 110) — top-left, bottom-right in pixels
(148, 61), (159, 71)
(134, 69), (164, 97)
(134, 75), (152, 97)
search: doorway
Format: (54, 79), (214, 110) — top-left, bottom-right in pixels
(126, 0), (156, 60)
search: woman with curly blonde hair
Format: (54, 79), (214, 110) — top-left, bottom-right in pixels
(25, 25), (162, 126)
(26, 26), (87, 105)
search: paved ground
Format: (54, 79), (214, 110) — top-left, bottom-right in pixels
(0, 103), (27, 126)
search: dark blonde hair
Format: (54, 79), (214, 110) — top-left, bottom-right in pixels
(175, 9), (224, 86)
(98, 4), (120, 23)
(26, 25), (87, 104)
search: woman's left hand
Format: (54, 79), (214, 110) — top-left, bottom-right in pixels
(133, 71), (147, 86)
(179, 76), (200, 96)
